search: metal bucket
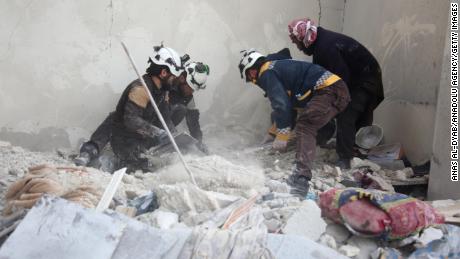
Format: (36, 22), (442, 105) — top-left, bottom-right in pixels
(355, 125), (383, 149)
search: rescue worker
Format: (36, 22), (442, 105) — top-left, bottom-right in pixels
(169, 61), (210, 154)
(74, 57), (211, 167)
(75, 44), (182, 172)
(259, 48), (335, 146)
(238, 49), (350, 197)
(288, 18), (384, 169)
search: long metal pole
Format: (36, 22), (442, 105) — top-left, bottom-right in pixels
(120, 41), (197, 186)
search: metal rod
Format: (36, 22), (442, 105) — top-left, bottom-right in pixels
(120, 41), (197, 186)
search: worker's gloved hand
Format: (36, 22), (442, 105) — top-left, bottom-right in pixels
(196, 141), (209, 155)
(272, 129), (290, 152)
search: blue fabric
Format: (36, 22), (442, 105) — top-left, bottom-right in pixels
(257, 59), (329, 129)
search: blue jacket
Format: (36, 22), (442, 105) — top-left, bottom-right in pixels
(256, 59), (340, 130)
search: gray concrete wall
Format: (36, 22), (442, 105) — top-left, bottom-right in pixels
(342, 0), (449, 165)
(0, 0), (345, 151)
(428, 19), (459, 200)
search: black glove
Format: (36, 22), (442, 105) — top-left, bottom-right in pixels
(196, 141), (209, 155)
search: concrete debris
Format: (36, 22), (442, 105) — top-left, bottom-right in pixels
(415, 227), (444, 247)
(350, 157), (381, 171)
(0, 141), (11, 148)
(266, 180), (289, 193)
(364, 173), (396, 192)
(121, 174), (135, 184)
(266, 234), (348, 259)
(282, 200), (327, 241)
(264, 218), (282, 233)
(319, 234), (337, 249)
(0, 139), (438, 257)
(370, 159), (406, 170)
(383, 167), (414, 181)
(326, 223), (352, 244)
(115, 206), (137, 217)
(146, 155), (266, 198)
(264, 197), (301, 209)
(347, 236), (379, 259)
(0, 196), (349, 259)
(137, 210), (180, 230)
(155, 183), (239, 215)
(339, 244), (361, 257)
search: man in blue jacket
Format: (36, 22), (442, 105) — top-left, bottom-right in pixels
(239, 49), (350, 197)
(288, 18), (384, 169)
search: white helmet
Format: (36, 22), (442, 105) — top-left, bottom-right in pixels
(185, 62), (210, 91)
(149, 45), (183, 77)
(238, 49), (265, 81)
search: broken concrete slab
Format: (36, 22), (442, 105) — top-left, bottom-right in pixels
(0, 196), (126, 259)
(339, 244), (360, 257)
(0, 195), (348, 259)
(282, 200), (326, 241)
(0, 195), (193, 259)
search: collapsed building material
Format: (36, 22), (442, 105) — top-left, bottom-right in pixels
(222, 194), (258, 229)
(0, 196), (348, 259)
(350, 168), (395, 192)
(346, 236), (378, 259)
(371, 225), (460, 259)
(155, 183), (239, 215)
(350, 158), (381, 171)
(282, 200), (327, 241)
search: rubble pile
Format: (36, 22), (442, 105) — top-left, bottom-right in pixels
(0, 140), (458, 258)
(0, 141), (71, 212)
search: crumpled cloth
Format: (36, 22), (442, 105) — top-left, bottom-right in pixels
(319, 188), (445, 240)
(3, 164), (102, 215)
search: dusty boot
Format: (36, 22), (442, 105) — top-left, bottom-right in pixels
(74, 142), (99, 166)
(287, 174), (310, 199)
(74, 152), (91, 166)
(336, 158), (351, 169)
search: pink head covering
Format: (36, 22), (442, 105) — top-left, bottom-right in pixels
(288, 18), (317, 48)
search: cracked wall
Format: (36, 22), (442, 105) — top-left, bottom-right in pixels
(0, 0), (345, 151)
